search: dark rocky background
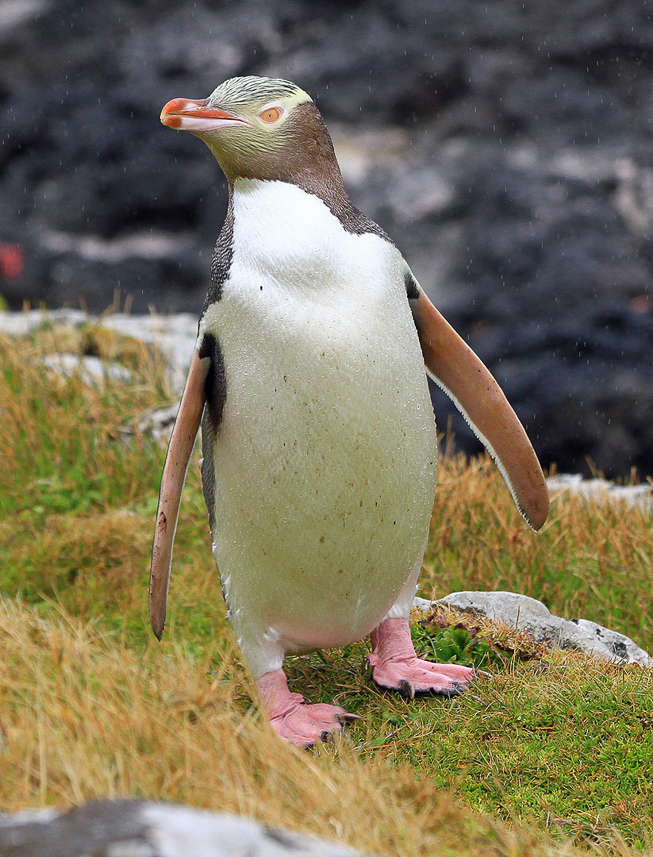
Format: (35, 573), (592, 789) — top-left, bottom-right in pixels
(1, 0), (652, 478)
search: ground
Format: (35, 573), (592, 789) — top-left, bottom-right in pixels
(1, 319), (653, 856)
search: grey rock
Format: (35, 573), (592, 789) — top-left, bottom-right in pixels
(0, 309), (197, 393)
(0, 800), (366, 857)
(0, 308), (89, 336)
(416, 591), (653, 667)
(0, 0), (49, 37)
(1, 0), (653, 478)
(101, 313), (197, 393)
(547, 473), (653, 512)
(137, 403), (179, 442)
(41, 352), (133, 384)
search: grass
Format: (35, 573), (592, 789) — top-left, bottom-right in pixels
(1, 315), (652, 855)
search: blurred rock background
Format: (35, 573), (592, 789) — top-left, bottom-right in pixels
(1, 0), (652, 478)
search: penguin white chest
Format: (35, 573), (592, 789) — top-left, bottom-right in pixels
(200, 180), (438, 675)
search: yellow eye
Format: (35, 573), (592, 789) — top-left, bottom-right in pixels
(259, 106), (283, 124)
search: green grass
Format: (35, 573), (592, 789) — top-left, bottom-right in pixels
(1, 318), (653, 856)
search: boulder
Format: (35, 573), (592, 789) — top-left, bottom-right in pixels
(414, 591), (653, 667)
(0, 800), (365, 857)
(1, 1), (653, 477)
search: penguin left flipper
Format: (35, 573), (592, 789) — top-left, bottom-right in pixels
(150, 349), (210, 640)
(257, 669), (361, 748)
(368, 618), (476, 699)
(410, 288), (549, 531)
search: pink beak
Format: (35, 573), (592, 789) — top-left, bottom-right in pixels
(160, 98), (250, 132)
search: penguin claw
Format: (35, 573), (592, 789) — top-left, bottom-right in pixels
(474, 668), (493, 680)
(398, 679), (415, 700)
(336, 712), (363, 725)
(438, 682), (463, 699)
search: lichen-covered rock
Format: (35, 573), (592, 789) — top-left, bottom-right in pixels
(414, 591), (653, 667)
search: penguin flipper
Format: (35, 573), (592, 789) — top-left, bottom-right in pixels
(411, 289), (549, 531)
(150, 349), (209, 639)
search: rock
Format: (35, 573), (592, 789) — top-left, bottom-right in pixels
(1, 0), (653, 477)
(100, 313), (197, 393)
(0, 799), (366, 857)
(547, 473), (653, 512)
(41, 352), (133, 384)
(0, 308), (89, 337)
(137, 403), (179, 442)
(414, 591), (653, 667)
(0, 309), (197, 393)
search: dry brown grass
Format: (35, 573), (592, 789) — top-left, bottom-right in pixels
(421, 454), (653, 652)
(0, 509), (150, 614)
(2, 320), (652, 855)
(0, 595), (590, 857)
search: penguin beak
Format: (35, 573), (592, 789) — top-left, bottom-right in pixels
(160, 98), (251, 132)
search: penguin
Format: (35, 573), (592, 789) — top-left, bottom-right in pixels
(150, 76), (549, 748)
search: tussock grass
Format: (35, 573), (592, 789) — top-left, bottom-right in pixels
(0, 597), (588, 857)
(0, 328), (166, 520)
(1, 319), (652, 855)
(422, 456), (653, 653)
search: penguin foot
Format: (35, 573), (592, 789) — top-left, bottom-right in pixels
(368, 617), (477, 696)
(256, 668), (359, 748)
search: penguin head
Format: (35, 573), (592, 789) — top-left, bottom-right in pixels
(161, 76), (341, 186)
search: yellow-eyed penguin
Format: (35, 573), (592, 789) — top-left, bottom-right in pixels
(151, 76), (549, 747)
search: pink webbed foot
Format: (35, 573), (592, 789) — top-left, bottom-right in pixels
(256, 668), (360, 748)
(368, 617), (478, 699)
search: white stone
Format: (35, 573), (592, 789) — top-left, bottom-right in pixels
(137, 403), (180, 442)
(42, 352), (133, 384)
(0, 801), (365, 857)
(0, 309), (197, 393)
(414, 591), (653, 667)
(102, 313), (197, 392)
(144, 804), (361, 857)
(0, 807), (59, 827)
(547, 473), (653, 512)
(0, 308), (88, 336)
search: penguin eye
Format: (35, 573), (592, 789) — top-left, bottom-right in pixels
(258, 106), (283, 124)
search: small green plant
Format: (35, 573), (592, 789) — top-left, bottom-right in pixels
(414, 622), (504, 670)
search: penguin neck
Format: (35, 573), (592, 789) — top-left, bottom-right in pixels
(222, 102), (357, 227)
(227, 161), (353, 229)
(229, 178), (342, 256)
(226, 178), (373, 295)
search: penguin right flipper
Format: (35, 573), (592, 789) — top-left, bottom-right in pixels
(410, 288), (549, 531)
(149, 349), (210, 640)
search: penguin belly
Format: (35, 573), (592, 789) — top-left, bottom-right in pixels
(199, 180), (438, 677)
